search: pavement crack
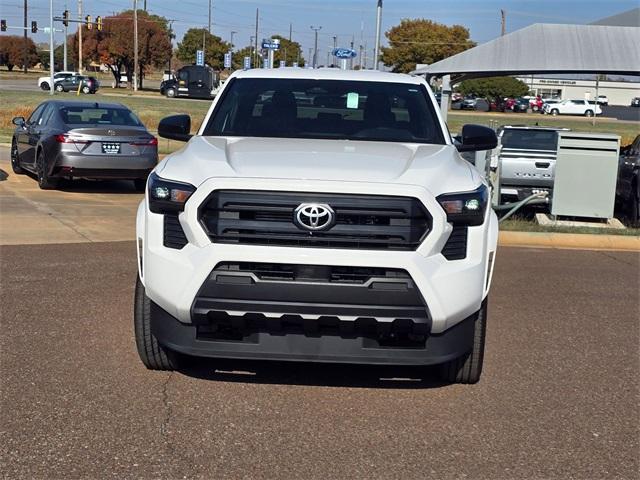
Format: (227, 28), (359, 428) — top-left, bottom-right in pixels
(597, 250), (639, 268)
(159, 372), (174, 442)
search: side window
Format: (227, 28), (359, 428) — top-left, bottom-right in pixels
(39, 104), (55, 126)
(27, 104), (46, 125)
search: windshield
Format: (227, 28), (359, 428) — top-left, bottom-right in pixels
(60, 106), (142, 126)
(203, 78), (445, 144)
(501, 129), (559, 150)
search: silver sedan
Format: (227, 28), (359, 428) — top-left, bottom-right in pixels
(10, 100), (158, 190)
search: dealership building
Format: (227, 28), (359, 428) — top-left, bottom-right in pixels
(515, 76), (640, 105)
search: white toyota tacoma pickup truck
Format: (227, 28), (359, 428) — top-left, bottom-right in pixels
(135, 69), (498, 383)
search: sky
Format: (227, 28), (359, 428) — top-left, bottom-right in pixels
(1, 0), (638, 66)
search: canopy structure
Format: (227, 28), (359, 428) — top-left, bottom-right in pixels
(412, 23), (640, 81)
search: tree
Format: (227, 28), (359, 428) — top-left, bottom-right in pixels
(457, 76), (529, 99)
(176, 28), (230, 70)
(271, 35), (304, 67)
(0, 35), (38, 71)
(381, 19), (475, 73)
(72, 10), (172, 88)
(231, 46), (253, 70)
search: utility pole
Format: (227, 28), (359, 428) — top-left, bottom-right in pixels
(144, 0), (147, 11)
(77, 0), (82, 73)
(208, 0), (211, 33)
(229, 31), (236, 50)
(373, 0), (382, 70)
(310, 25), (321, 68)
(23, 0), (27, 73)
(63, 2), (68, 70)
(308, 47), (312, 66)
(49, 0), (54, 94)
(133, 0), (138, 91)
(350, 36), (354, 69)
(254, 8), (259, 69)
(501, 9), (506, 36)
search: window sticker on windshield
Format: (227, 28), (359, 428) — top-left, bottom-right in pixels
(346, 92), (359, 109)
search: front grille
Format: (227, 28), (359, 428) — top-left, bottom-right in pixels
(199, 190), (431, 250)
(163, 214), (188, 249)
(441, 226), (468, 260)
(215, 262), (410, 284)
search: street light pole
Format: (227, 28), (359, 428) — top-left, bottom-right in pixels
(133, 0), (138, 91)
(77, 0), (83, 73)
(230, 30), (236, 50)
(23, 0), (27, 74)
(208, 0), (211, 33)
(310, 25), (321, 68)
(49, 0), (54, 95)
(373, 0), (382, 70)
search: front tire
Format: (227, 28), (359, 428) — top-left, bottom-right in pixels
(55, 83), (64, 92)
(82, 85), (91, 94)
(551, 108), (559, 116)
(584, 109), (594, 117)
(134, 276), (180, 371)
(438, 299), (488, 384)
(10, 138), (25, 174)
(628, 176), (640, 227)
(166, 87), (176, 98)
(36, 149), (58, 190)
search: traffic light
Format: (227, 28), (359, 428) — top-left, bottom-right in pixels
(31, 21), (37, 33)
(1, 20), (6, 32)
(85, 15), (92, 29)
(62, 10), (69, 27)
(96, 16), (102, 31)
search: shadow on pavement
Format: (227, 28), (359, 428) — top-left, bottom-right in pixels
(56, 178), (143, 194)
(177, 358), (451, 390)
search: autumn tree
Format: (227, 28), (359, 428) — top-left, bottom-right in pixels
(457, 76), (529, 100)
(176, 29), (230, 70)
(0, 35), (38, 71)
(72, 10), (172, 88)
(380, 19), (475, 73)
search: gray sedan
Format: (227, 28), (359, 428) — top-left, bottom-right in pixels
(10, 100), (158, 190)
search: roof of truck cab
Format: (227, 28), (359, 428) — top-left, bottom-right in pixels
(230, 68), (423, 84)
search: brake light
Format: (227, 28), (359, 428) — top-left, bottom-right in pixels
(131, 137), (158, 146)
(55, 134), (89, 144)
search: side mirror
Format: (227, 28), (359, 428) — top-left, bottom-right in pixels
(455, 124), (498, 152)
(12, 116), (26, 127)
(158, 114), (192, 142)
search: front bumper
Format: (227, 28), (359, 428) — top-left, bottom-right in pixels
(151, 300), (477, 365)
(138, 178), (499, 337)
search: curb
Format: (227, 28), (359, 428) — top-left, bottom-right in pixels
(499, 231), (640, 252)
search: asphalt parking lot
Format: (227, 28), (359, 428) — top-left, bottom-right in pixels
(1, 150), (639, 479)
(1, 242), (638, 479)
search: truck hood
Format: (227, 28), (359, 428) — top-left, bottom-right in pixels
(158, 136), (478, 195)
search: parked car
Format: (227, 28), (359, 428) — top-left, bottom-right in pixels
(631, 97), (640, 107)
(496, 125), (570, 202)
(37, 71), (80, 91)
(10, 100), (158, 190)
(135, 69), (499, 384)
(53, 75), (99, 94)
(460, 95), (478, 110)
(596, 95), (609, 106)
(617, 135), (640, 225)
(541, 99), (561, 113)
(512, 98), (530, 113)
(160, 65), (219, 99)
(529, 96), (543, 112)
(544, 99), (602, 117)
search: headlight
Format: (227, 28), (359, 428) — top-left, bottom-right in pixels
(436, 184), (488, 226)
(147, 172), (196, 214)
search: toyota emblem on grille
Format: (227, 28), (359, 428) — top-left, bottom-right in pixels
(294, 203), (335, 231)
